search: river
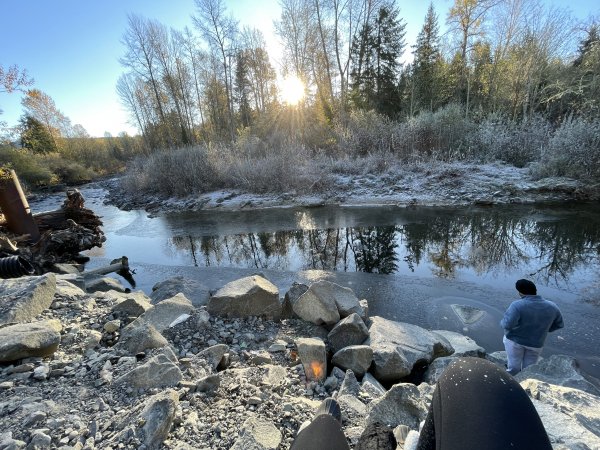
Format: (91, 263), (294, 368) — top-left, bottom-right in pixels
(29, 186), (600, 379)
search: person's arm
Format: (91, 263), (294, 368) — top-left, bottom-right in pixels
(549, 310), (564, 332)
(500, 303), (520, 331)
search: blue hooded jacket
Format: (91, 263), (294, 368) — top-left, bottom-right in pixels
(500, 295), (564, 348)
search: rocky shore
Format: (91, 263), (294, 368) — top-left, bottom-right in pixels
(104, 162), (597, 216)
(1, 271), (600, 449)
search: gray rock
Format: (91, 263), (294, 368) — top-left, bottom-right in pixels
(359, 299), (369, 320)
(515, 355), (600, 395)
(54, 277), (86, 299)
(356, 423), (396, 450)
(332, 345), (373, 378)
(115, 321), (169, 355)
(292, 286), (340, 326)
(370, 345), (411, 383)
(82, 329), (103, 352)
(263, 365), (287, 387)
(281, 282), (308, 319)
(338, 369), (361, 397)
(367, 316), (454, 383)
(309, 280), (365, 319)
(208, 276), (281, 320)
(431, 330), (484, 357)
(198, 344), (229, 370)
(0, 273), (56, 325)
(365, 383), (427, 429)
(28, 429), (52, 449)
(51, 263), (81, 274)
(150, 276), (210, 307)
(55, 273), (85, 290)
(113, 389), (179, 449)
(249, 351), (273, 366)
(104, 320), (121, 333)
(328, 313), (369, 353)
(297, 338), (327, 382)
(521, 379), (600, 448)
(230, 417), (282, 450)
(422, 356), (456, 384)
(85, 276), (127, 293)
(115, 352), (182, 390)
(133, 293), (195, 333)
(111, 291), (153, 317)
(485, 351), (507, 367)
(361, 373), (386, 399)
(196, 374), (220, 393)
(0, 320), (62, 362)
(337, 394), (367, 424)
(0, 431), (26, 449)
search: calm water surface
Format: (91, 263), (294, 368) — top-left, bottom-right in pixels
(29, 187), (600, 377)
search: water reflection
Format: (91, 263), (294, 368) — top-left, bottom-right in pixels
(168, 205), (600, 289)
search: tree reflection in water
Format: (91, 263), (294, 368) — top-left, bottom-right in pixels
(168, 205), (600, 288)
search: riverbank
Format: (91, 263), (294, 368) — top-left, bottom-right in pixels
(106, 162), (598, 216)
(1, 272), (600, 449)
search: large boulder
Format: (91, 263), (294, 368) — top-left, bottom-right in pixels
(115, 351), (182, 390)
(281, 282), (308, 319)
(292, 286), (340, 326)
(366, 317), (454, 383)
(0, 320), (62, 362)
(85, 276), (127, 293)
(332, 345), (373, 378)
(328, 313), (369, 353)
(522, 379), (600, 448)
(230, 417), (282, 450)
(297, 338), (327, 382)
(133, 293), (195, 333)
(111, 291), (153, 317)
(365, 383), (427, 429)
(515, 355), (600, 396)
(430, 330), (485, 357)
(110, 389), (179, 449)
(0, 273), (56, 325)
(208, 276), (281, 320)
(150, 276), (210, 307)
(295, 281), (365, 324)
(115, 321), (169, 355)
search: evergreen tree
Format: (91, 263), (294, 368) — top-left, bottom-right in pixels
(20, 115), (58, 154)
(350, 2), (406, 118)
(412, 3), (442, 113)
(234, 50), (252, 128)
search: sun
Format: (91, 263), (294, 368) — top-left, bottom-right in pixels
(280, 75), (305, 106)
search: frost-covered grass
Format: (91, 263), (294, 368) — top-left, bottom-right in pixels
(123, 142), (331, 196)
(123, 109), (600, 198)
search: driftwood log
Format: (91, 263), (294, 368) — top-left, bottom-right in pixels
(33, 189), (103, 233)
(1, 188), (106, 271)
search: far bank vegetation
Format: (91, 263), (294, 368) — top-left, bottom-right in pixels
(3, 0), (600, 194)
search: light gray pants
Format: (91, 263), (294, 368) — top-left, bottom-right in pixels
(503, 336), (542, 375)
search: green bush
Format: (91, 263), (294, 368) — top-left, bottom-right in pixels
(0, 146), (55, 187)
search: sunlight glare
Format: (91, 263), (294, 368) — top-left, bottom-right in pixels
(280, 75), (305, 105)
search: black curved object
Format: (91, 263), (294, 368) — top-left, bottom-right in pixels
(0, 256), (35, 278)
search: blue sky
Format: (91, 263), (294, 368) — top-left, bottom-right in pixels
(1, 0), (598, 137)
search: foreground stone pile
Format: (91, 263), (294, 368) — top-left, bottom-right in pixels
(1, 273), (599, 449)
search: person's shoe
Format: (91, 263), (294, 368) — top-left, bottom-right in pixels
(314, 398), (342, 424)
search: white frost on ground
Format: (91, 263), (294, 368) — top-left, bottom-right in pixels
(108, 162), (590, 215)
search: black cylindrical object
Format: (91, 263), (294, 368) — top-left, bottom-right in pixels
(0, 256), (35, 278)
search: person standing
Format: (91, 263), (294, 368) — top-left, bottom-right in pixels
(501, 279), (564, 375)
